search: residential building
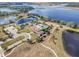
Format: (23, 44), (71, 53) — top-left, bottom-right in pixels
(4, 26), (18, 38)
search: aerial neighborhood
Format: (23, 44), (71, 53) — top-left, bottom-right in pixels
(0, 9), (51, 56)
(0, 2), (79, 57)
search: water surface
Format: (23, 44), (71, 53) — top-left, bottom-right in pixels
(29, 5), (79, 23)
(0, 16), (17, 24)
(62, 30), (79, 57)
(0, 8), (17, 12)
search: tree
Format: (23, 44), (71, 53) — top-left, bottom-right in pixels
(16, 25), (21, 30)
(31, 20), (37, 24)
(36, 37), (43, 43)
(27, 39), (33, 44)
(46, 31), (50, 35)
(20, 25), (25, 29)
(0, 35), (9, 41)
(60, 20), (66, 25)
(18, 6), (34, 13)
(55, 20), (60, 23)
(40, 16), (45, 20)
(66, 22), (77, 28)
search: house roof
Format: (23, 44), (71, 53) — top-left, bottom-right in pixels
(4, 26), (18, 34)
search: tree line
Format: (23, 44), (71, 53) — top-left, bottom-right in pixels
(50, 19), (79, 29)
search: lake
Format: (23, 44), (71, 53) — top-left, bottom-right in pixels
(0, 8), (17, 24)
(29, 4), (79, 23)
(0, 8), (17, 12)
(0, 18), (9, 24)
(1, 4), (79, 24)
(0, 16), (17, 24)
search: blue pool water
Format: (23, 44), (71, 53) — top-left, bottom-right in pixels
(16, 18), (36, 24)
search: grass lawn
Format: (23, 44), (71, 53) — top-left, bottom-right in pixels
(0, 35), (9, 41)
(31, 32), (38, 42)
(66, 28), (79, 32)
(20, 29), (31, 33)
(1, 36), (24, 49)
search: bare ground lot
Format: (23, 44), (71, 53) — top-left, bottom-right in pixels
(5, 42), (55, 57)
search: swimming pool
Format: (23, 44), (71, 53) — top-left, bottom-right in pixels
(16, 18), (37, 24)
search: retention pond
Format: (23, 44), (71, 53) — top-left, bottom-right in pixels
(62, 30), (79, 57)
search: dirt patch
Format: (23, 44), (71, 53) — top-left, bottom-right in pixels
(7, 42), (55, 57)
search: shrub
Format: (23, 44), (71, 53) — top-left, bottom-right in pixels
(36, 37), (43, 43)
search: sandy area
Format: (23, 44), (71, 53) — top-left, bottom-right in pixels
(6, 42), (55, 57)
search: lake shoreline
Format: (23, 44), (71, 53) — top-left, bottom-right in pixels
(64, 7), (79, 10)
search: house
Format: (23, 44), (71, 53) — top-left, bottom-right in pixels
(4, 26), (18, 38)
(1, 25), (32, 51)
(29, 23), (49, 37)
